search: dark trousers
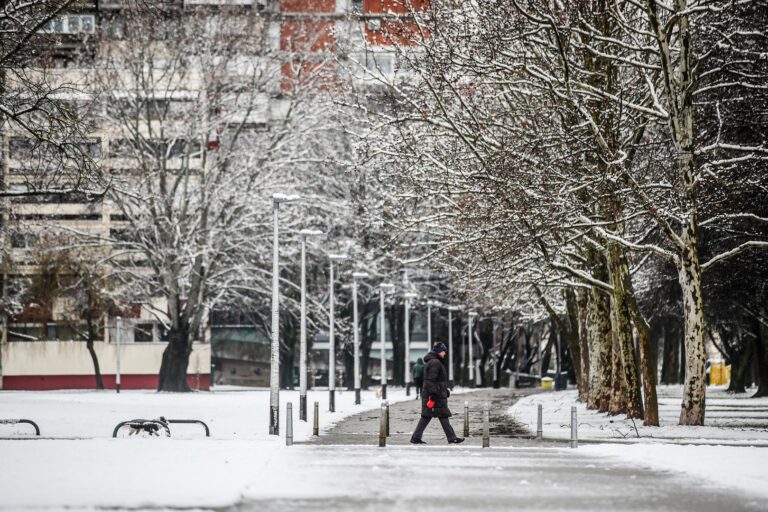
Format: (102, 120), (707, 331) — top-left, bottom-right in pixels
(411, 416), (457, 442)
(414, 378), (423, 397)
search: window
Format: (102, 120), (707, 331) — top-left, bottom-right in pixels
(134, 323), (155, 342)
(46, 15), (96, 34)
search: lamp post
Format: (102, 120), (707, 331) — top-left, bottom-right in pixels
(426, 300), (436, 347)
(352, 271), (369, 405)
(468, 311), (478, 389)
(299, 229), (323, 422)
(403, 292), (418, 396)
(379, 283), (395, 399)
(447, 306), (460, 389)
(115, 316), (122, 394)
(327, 254), (348, 413)
(269, 193), (300, 436)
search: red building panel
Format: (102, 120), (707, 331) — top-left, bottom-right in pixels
(364, 0), (429, 14)
(4, 374), (210, 391)
(281, 0), (336, 13)
(281, 19), (336, 53)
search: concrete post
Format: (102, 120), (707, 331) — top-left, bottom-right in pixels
(385, 401), (390, 437)
(537, 404), (543, 440)
(379, 404), (387, 447)
(482, 403), (490, 448)
(463, 401), (469, 438)
(286, 402), (293, 446)
(570, 406), (578, 448)
(313, 401), (319, 436)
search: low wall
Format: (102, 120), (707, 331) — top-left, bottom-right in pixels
(1, 341), (211, 391)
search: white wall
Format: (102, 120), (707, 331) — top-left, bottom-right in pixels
(2, 341), (211, 376)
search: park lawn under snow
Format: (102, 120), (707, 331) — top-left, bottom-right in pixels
(0, 387), (411, 510)
(508, 385), (768, 444)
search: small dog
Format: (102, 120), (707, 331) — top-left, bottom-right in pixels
(128, 416), (168, 437)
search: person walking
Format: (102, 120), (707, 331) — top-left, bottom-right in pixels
(410, 342), (464, 445)
(412, 357), (425, 399)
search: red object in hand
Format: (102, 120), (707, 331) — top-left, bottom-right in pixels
(426, 397), (435, 408)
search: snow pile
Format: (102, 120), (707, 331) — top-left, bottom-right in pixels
(508, 385), (768, 444)
(0, 387), (409, 510)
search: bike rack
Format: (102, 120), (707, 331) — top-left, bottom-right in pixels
(0, 419), (41, 436)
(112, 418), (210, 438)
(167, 419), (210, 437)
(112, 419), (171, 438)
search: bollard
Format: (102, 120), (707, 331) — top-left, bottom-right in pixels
(482, 403), (490, 448)
(210, 364), (215, 389)
(463, 401), (469, 438)
(300, 395), (307, 422)
(570, 406), (578, 448)
(537, 404), (543, 440)
(286, 402), (294, 447)
(385, 401), (390, 437)
(313, 401), (319, 436)
(379, 404), (387, 447)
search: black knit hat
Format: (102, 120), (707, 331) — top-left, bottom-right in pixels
(432, 342), (448, 354)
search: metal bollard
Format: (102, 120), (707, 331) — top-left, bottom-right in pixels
(482, 403), (490, 448)
(286, 402), (294, 447)
(379, 404), (387, 447)
(313, 401), (319, 436)
(570, 406), (578, 448)
(537, 404), (543, 440)
(463, 401), (469, 438)
(300, 395), (307, 422)
(385, 401), (390, 437)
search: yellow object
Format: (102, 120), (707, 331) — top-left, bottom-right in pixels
(709, 361), (728, 386)
(541, 377), (554, 390)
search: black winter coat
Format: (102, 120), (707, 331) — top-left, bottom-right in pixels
(421, 352), (452, 418)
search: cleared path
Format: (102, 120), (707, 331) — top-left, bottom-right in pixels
(231, 388), (765, 512)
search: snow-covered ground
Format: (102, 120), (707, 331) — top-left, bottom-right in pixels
(0, 387), (410, 510)
(509, 385), (768, 444)
(508, 385), (768, 502)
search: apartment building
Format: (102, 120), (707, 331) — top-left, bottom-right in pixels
(0, 0), (427, 390)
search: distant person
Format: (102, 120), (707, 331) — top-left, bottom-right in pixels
(410, 342), (464, 445)
(412, 357), (425, 398)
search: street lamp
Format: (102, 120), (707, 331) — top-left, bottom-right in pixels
(468, 311), (478, 389)
(426, 300), (437, 347)
(379, 283), (395, 399)
(328, 254), (348, 413)
(269, 193), (300, 436)
(299, 229), (324, 422)
(447, 306), (461, 389)
(403, 292), (418, 396)
(352, 271), (369, 405)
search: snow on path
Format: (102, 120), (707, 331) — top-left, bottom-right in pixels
(0, 388), (411, 510)
(580, 444), (768, 502)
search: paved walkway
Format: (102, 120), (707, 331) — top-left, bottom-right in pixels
(231, 388), (765, 512)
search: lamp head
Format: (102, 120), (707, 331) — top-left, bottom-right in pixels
(329, 254), (349, 262)
(380, 283), (395, 291)
(352, 271), (370, 280)
(272, 193), (301, 205)
(468, 311), (479, 318)
(299, 229), (324, 237)
(403, 292), (418, 299)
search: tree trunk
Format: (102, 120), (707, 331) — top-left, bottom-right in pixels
(660, 319), (679, 384)
(677, 248), (707, 424)
(616, 253), (659, 425)
(577, 288), (591, 403)
(727, 339), (752, 394)
(608, 311), (628, 416)
(158, 325), (192, 392)
(607, 244), (644, 419)
(86, 313), (104, 390)
(593, 288), (613, 413)
(753, 317), (768, 398)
